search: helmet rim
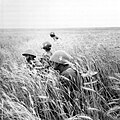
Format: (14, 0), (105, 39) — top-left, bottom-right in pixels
(22, 49), (36, 58)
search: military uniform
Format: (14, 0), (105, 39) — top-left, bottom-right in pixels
(50, 50), (81, 117)
(22, 49), (41, 76)
(40, 41), (53, 69)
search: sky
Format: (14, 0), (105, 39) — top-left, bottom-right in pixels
(0, 0), (120, 28)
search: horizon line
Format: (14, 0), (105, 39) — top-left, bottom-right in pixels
(0, 27), (120, 30)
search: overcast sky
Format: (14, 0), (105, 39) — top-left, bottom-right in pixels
(0, 0), (120, 28)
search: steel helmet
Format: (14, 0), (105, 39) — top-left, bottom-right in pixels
(22, 49), (36, 58)
(50, 50), (73, 64)
(42, 41), (52, 50)
(50, 32), (55, 38)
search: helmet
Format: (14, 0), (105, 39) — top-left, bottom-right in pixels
(42, 41), (52, 50)
(50, 32), (55, 38)
(50, 50), (73, 64)
(22, 49), (36, 58)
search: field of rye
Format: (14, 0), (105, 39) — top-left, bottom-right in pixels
(0, 28), (120, 120)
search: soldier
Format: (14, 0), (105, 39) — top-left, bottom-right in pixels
(22, 49), (37, 70)
(49, 50), (82, 116)
(22, 49), (42, 74)
(50, 32), (59, 41)
(40, 41), (53, 69)
(42, 41), (52, 57)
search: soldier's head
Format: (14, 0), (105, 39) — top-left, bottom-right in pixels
(42, 41), (52, 52)
(22, 49), (36, 64)
(50, 50), (73, 71)
(50, 32), (58, 41)
(50, 32), (55, 38)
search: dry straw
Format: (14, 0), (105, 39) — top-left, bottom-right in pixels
(0, 32), (120, 120)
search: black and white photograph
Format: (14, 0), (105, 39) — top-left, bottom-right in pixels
(0, 0), (120, 120)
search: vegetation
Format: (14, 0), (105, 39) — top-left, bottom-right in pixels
(0, 29), (120, 120)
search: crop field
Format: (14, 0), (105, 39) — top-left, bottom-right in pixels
(0, 28), (120, 120)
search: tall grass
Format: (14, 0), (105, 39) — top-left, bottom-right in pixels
(0, 31), (120, 120)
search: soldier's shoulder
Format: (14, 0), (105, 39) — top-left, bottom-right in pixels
(62, 67), (76, 77)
